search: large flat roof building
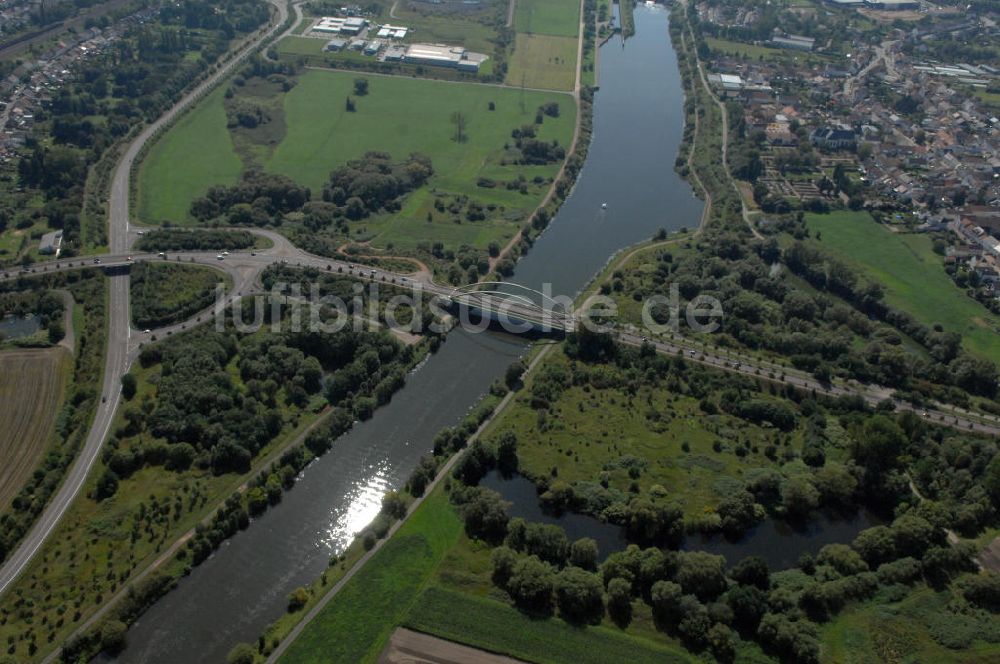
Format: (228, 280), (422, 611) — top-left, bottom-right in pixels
(313, 16), (367, 35)
(402, 43), (487, 72)
(341, 17), (366, 34)
(864, 0), (919, 8)
(771, 34), (815, 51)
(376, 24), (408, 39)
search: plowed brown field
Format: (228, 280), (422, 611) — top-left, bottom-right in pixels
(0, 348), (70, 508)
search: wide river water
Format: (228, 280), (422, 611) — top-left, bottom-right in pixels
(110, 5), (704, 662)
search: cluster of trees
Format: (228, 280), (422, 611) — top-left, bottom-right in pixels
(135, 229), (258, 252)
(116, 319), (407, 482)
(61, 570), (175, 663)
(783, 239), (997, 397)
(322, 151), (433, 221)
(130, 262), (221, 329)
(519, 333), (1000, 551)
(508, 120), (566, 166)
(0, 288), (65, 344)
(911, 425), (1000, 537)
(619, 225), (997, 406)
(260, 265), (433, 331)
(191, 171), (311, 225)
(450, 443), (991, 662)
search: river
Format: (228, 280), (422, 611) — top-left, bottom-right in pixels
(109, 4), (702, 662)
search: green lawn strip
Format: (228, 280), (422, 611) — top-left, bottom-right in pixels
(516, 0), (580, 37)
(275, 488), (463, 664)
(405, 586), (696, 664)
(136, 85), (243, 225)
(805, 210), (1000, 363)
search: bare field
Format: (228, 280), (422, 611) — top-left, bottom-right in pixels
(0, 348), (70, 508)
(378, 628), (527, 664)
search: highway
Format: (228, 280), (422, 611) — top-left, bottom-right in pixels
(0, 0), (292, 599)
(617, 332), (1000, 436)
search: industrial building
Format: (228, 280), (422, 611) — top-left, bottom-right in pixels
(341, 17), (366, 35)
(38, 230), (62, 256)
(707, 73), (743, 96)
(864, 0), (919, 9)
(402, 43), (488, 72)
(375, 24), (408, 39)
(383, 44), (407, 61)
(313, 17), (346, 33)
(364, 40), (381, 55)
(312, 16), (367, 36)
(770, 34), (815, 51)
(325, 37), (348, 51)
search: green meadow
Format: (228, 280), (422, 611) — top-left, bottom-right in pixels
(806, 210), (1000, 364)
(277, 484), (698, 664)
(266, 70), (574, 249)
(515, 0), (581, 37)
(506, 33), (578, 90)
(136, 70), (574, 251)
(136, 86), (242, 225)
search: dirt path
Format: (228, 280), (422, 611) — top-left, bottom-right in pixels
(506, 0), (517, 27)
(378, 627), (528, 664)
(906, 477), (976, 569)
(683, 6), (761, 240)
(54, 289), (75, 355)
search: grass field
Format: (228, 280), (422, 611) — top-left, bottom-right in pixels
(136, 68), (575, 253)
(820, 586), (1000, 663)
(705, 37), (831, 66)
(383, 1), (502, 55)
(406, 586), (696, 664)
(805, 210), (1000, 364)
(136, 86), (242, 224)
(267, 69), (574, 250)
(506, 33), (578, 91)
(481, 348), (830, 518)
(276, 490), (464, 664)
(268, 70), (573, 192)
(130, 262), (229, 329)
(0, 348), (70, 509)
(515, 0), (580, 37)
(277, 481), (701, 664)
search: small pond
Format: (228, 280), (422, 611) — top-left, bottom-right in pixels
(0, 314), (41, 340)
(481, 470), (881, 569)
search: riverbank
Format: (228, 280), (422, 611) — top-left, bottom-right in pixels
(254, 4), (707, 660)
